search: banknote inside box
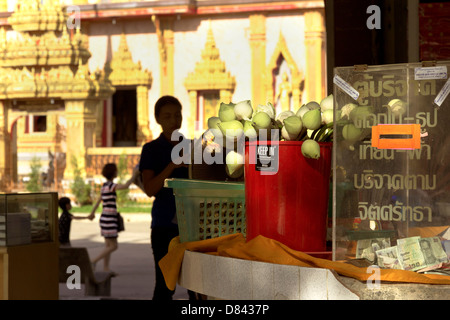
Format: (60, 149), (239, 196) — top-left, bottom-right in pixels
(332, 61), (450, 275)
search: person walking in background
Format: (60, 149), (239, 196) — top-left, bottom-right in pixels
(58, 196), (93, 247)
(89, 163), (139, 273)
(139, 95), (190, 300)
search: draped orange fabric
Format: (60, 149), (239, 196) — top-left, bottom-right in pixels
(159, 233), (450, 291)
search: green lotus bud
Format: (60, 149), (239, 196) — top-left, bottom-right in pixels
(234, 100), (253, 121)
(284, 115), (303, 137)
(217, 120), (244, 144)
(322, 109), (334, 125)
(349, 106), (373, 122)
(342, 123), (363, 142)
(206, 117), (222, 142)
(208, 118), (223, 141)
(207, 116), (221, 129)
(301, 139), (321, 159)
(282, 126), (299, 141)
(243, 120), (258, 140)
(225, 151), (244, 178)
(252, 111), (272, 131)
(219, 102), (236, 122)
(320, 94), (334, 112)
(302, 108), (322, 130)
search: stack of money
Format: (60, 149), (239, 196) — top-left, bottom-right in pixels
(362, 235), (450, 273)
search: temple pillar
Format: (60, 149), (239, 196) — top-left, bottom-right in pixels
(95, 100), (104, 147)
(159, 17), (175, 96)
(136, 85), (152, 145)
(249, 14), (267, 107)
(188, 90), (197, 139)
(64, 100), (98, 179)
(304, 10), (326, 103)
(0, 101), (11, 191)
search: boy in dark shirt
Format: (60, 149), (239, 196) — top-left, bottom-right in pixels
(58, 197), (92, 247)
(139, 95), (189, 300)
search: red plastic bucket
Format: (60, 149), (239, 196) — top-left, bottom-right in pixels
(244, 140), (332, 252)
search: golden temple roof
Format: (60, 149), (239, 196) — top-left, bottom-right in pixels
(0, 0), (114, 101)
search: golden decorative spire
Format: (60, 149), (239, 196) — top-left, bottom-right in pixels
(185, 24), (235, 91)
(107, 33), (152, 87)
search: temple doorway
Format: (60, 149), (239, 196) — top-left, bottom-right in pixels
(112, 88), (137, 147)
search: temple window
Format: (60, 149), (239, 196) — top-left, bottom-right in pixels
(25, 115), (47, 133)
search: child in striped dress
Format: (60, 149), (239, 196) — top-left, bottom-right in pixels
(89, 163), (139, 273)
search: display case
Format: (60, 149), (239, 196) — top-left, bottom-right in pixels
(333, 61), (450, 273)
(0, 192), (58, 299)
(0, 193), (57, 246)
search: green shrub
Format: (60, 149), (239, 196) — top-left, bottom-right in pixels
(26, 156), (43, 192)
(116, 153), (129, 207)
(70, 156), (92, 206)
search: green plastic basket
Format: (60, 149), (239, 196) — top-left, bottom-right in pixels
(164, 179), (246, 242)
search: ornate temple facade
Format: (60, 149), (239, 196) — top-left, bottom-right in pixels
(0, 0), (326, 193)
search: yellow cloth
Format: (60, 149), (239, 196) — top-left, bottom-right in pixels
(159, 233), (450, 291)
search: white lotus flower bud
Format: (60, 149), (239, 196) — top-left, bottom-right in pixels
(276, 110), (295, 124)
(305, 101), (320, 110)
(234, 100), (253, 121)
(340, 103), (357, 120)
(320, 94), (334, 112)
(386, 99), (407, 116)
(256, 102), (275, 120)
(322, 109), (334, 125)
(295, 105), (309, 118)
(225, 151), (244, 178)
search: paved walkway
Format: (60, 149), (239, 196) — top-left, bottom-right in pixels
(59, 213), (189, 300)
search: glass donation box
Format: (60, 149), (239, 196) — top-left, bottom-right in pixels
(332, 61), (450, 274)
(0, 192), (59, 300)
